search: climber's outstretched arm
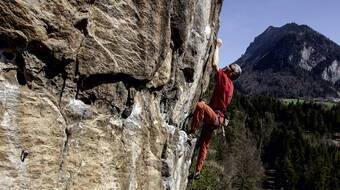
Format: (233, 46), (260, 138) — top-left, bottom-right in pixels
(212, 39), (223, 72)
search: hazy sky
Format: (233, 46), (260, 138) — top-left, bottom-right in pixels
(218, 0), (340, 68)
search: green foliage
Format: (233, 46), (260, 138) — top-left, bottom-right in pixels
(188, 165), (219, 190)
(231, 93), (340, 190)
(281, 98), (337, 107)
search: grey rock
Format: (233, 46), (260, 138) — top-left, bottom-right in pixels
(0, 0), (222, 189)
(234, 23), (340, 99)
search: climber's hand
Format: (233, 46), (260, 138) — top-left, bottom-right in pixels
(216, 39), (223, 47)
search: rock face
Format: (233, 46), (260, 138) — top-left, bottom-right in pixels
(0, 0), (222, 189)
(234, 23), (340, 99)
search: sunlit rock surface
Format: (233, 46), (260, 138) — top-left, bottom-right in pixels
(0, 0), (222, 189)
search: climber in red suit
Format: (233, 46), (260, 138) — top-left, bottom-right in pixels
(189, 38), (242, 179)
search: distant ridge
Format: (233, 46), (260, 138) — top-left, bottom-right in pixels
(233, 23), (340, 100)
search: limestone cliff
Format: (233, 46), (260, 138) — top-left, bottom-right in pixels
(0, 0), (222, 189)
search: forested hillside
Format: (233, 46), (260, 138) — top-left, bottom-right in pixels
(188, 91), (340, 190)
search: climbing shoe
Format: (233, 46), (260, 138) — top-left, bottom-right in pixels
(188, 171), (200, 180)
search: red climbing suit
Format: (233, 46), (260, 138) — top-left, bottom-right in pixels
(191, 68), (234, 173)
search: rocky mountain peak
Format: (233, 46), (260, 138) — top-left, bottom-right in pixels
(243, 23), (321, 62)
(234, 23), (340, 99)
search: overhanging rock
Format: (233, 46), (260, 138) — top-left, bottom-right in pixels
(0, 0), (222, 189)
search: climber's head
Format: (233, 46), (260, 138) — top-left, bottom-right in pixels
(223, 63), (242, 80)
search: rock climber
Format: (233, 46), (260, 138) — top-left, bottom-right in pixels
(188, 38), (242, 179)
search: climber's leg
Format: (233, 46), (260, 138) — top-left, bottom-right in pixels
(191, 102), (218, 133)
(195, 125), (214, 173)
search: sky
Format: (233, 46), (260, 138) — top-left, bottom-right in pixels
(218, 0), (340, 68)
